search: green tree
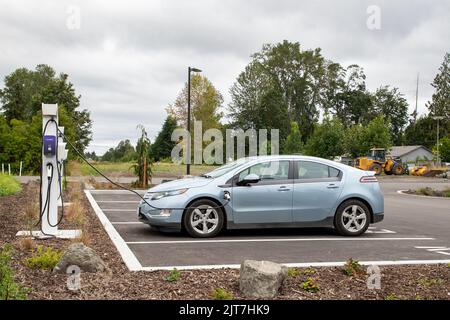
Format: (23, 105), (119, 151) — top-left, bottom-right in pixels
(0, 64), (92, 153)
(101, 139), (136, 162)
(284, 122), (303, 154)
(132, 125), (152, 188)
(369, 86), (409, 145)
(166, 74), (223, 131)
(343, 124), (366, 158)
(360, 115), (392, 152)
(230, 41), (329, 143)
(150, 116), (178, 161)
(304, 117), (345, 159)
(404, 116), (439, 149)
(426, 52), (449, 119)
(439, 136), (450, 162)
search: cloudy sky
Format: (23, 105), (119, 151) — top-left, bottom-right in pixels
(0, 0), (448, 154)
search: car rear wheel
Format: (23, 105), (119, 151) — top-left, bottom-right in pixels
(334, 200), (370, 236)
(184, 199), (224, 238)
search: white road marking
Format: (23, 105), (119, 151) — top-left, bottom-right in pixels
(111, 222), (142, 225)
(366, 227), (396, 234)
(415, 246), (450, 256)
(140, 259), (450, 271)
(126, 237), (434, 245)
(85, 190), (142, 271)
(96, 200), (140, 203)
(99, 209), (137, 212)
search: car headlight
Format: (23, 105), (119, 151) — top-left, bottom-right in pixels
(145, 188), (188, 200)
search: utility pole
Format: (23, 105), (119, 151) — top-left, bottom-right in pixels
(412, 73), (419, 123)
(186, 66), (202, 175)
(432, 116), (444, 166)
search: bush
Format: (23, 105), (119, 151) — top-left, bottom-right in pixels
(301, 277), (320, 293)
(164, 268), (181, 282)
(342, 258), (363, 276)
(212, 287), (233, 300)
(24, 246), (62, 270)
(0, 244), (29, 300)
(0, 174), (22, 196)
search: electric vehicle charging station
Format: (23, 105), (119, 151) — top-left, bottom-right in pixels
(16, 103), (81, 239)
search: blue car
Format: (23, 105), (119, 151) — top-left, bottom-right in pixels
(138, 155), (384, 237)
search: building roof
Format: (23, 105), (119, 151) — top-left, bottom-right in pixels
(388, 145), (432, 158)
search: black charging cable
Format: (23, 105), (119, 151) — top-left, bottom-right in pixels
(56, 128), (231, 211)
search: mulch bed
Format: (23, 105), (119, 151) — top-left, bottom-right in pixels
(1, 182), (449, 300)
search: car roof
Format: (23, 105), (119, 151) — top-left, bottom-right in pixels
(235, 155), (350, 170)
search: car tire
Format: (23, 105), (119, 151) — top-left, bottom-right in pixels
(184, 199), (224, 238)
(334, 199), (370, 236)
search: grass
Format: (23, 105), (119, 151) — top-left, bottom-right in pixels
(164, 268), (181, 282)
(411, 187), (450, 197)
(68, 160), (218, 177)
(0, 245), (29, 300)
(0, 174), (22, 196)
(301, 277), (320, 293)
(24, 246), (62, 270)
(212, 287), (233, 300)
(342, 258), (364, 277)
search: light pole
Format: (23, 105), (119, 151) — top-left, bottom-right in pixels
(432, 116), (444, 166)
(187, 66), (202, 175)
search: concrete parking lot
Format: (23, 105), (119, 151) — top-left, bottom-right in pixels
(85, 178), (450, 271)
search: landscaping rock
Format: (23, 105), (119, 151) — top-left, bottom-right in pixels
(239, 260), (288, 298)
(53, 243), (108, 274)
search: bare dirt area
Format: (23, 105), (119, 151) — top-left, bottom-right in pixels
(1, 182), (449, 300)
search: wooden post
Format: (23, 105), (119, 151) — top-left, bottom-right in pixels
(8, 163), (11, 175)
(19, 161), (23, 177)
(1, 163), (3, 174)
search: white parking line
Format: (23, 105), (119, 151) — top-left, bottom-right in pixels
(96, 201), (140, 203)
(415, 246), (450, 256)
(141, 259), (450, 271)
(126, 237), (434, 245)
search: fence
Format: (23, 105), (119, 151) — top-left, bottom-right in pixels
(1, 162), (23, 176)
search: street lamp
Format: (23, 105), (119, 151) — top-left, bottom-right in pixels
(187, 66), (202, 175)
(432, 116), (444, 166)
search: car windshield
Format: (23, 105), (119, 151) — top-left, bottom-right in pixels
(201, 158), (251, 178)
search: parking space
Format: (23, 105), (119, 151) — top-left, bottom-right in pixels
(85, 179), (450, 271)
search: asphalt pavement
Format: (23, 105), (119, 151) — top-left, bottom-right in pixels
(85, 177), (450, 270)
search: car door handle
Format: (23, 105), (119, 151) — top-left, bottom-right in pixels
(277, 186), (291, 191)
(327, 184), (339, 189)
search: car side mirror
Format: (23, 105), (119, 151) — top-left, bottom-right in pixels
(238, 173), (261, 186)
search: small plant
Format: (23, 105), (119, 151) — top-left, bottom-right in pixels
(301, 277), (320, 293)
(65, 200), (86, 228)
(24, 246), (62, 270)
(164, 268), (181, 282)
(287, 267), (300, 278)
(302, 267), (316, 275)
(0, 244), (29, 300)
(417, 277), (444, 287)
(0, 174), (22, 196)
(342, 258), (363, 276)
(23, 202), (39, 235)
(385, 293), (400, 300)
(212, 287), (233, 300)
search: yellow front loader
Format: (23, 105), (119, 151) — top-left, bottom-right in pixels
(355, 148), (404, 175)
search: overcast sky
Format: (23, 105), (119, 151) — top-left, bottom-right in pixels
(0, 0), (448, 154)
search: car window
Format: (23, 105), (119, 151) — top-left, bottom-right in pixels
(238, 161), (290, 182)
(297, 161), (341, 179)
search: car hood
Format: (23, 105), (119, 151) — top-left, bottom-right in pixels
(148, 177), (212, 192)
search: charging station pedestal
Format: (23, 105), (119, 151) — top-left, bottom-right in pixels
(16, 103), (81, 239)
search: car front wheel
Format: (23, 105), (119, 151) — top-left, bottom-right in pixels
(184, 199), (224, 238)
(334, 200), (370, 236)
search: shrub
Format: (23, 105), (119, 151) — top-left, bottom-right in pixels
(24, 246), (62, 270)
(0, 245), (29, 300)
(19, 238), (35, 252)
(212, 287), (233, 300)
(287, 267), (300, 278)
(164, 268), (181, 282)
(342, 258), (363, 276)
(301, 277), (320, 293)
(0, 174), (22, 196)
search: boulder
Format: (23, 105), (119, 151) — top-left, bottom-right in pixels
(53, 243), (108, 274)
(239, 260), (288, 298)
